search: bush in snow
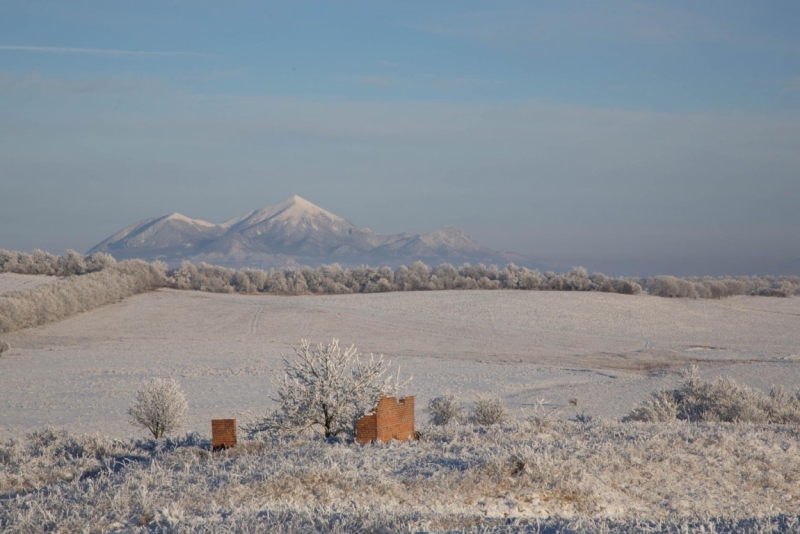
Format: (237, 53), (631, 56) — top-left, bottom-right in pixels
(0, 338), (8, 356)
(622, 390), (679, 423)
(247, 339), (406, 439)
(624, 367), (800, 424)
(425, 394), (465, 426)
(128, 378), (189, 439)
(470, 396), (507, 426)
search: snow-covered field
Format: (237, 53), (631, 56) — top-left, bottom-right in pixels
(1, 287), (799, 440)
(0, 273), (59, 295)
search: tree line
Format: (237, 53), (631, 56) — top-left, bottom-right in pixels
(2, 248), (799, 336)
(0, 258), (167, 334)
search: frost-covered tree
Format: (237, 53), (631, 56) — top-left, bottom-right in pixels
(249, 339), (406, 439)
(128, 378), (189, 439)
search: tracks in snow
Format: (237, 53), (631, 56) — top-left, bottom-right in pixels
(248, 306), (263, 337)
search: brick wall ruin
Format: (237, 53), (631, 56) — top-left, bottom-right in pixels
(212, 419), (237, 451)
(356, 395), (415, 444)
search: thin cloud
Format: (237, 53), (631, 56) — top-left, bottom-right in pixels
(0, 45), (218, 58)
(353, 73), (501, 91)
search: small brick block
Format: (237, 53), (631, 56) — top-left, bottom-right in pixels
(212, 419), (237, 451)
(356, 396), (415, 444)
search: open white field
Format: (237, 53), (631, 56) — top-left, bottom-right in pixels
(0, 273), (59, 295)
(1, 289), (799, 440)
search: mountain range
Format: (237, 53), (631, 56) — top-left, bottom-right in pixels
(89, 196), (526, 269)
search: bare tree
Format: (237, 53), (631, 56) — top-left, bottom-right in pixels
(128, 378), (189, 439)
(248, 339), (406, 439)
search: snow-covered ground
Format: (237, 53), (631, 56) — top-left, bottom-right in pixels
(0, 273), (59, 295)
(3, 422), (798, 532)
(2, 288), (799, 440)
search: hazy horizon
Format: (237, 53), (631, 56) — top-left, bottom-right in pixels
(1, 2), (798, 277)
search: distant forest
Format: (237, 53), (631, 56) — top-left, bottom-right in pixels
(2, 248), (798, 335)
(2, 248), (799, 299)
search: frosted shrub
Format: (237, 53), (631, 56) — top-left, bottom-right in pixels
(624, 369), (800, 424)
(622, 391), (678, 423)
(248, 339), (406, 439)
(128, 378), (189, 439)
(470, 396), (507, 426)
(0, 338), (8, 356)
(426, 394), (464, 426)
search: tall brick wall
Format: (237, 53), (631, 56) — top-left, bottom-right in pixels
(356, 396), (415, 444)
(212, 419), (237, 451)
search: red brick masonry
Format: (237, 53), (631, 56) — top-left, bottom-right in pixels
(356, 396), (415, 444)
(212, 419), (237, 451)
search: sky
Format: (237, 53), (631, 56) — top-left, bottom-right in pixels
(0, 0), (798, 276)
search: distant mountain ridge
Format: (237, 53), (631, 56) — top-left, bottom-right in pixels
(89, 196), (526, 269)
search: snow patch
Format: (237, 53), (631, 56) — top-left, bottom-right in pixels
(165, 213), (217, 228)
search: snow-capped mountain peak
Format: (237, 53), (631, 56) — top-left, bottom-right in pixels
(222, 195), (346, 230)
(89, 195), (523, 268)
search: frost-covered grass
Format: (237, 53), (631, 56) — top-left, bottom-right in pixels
(3, 418), (800, 533)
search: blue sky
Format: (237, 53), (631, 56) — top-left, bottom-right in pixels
(1, 1), (798, 275)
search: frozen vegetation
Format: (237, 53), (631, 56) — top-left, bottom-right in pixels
(0, 260), (167, 334)
(0, 274), (797, 531)
(245, 339), (404, 439)
(426, 394), (466, 426)
(4, 362), (800, 531)
(1, 249), (799, 530)
(168, 261), (645, 296)
(128, 379), (189, 440)
(2, 415), (800, 533)
(643, 274), (800, 298)
(624, 367), (800, 424)
(0, 249), (116, 277)
(2, 248), (799, 339)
